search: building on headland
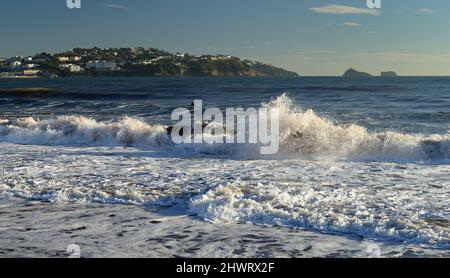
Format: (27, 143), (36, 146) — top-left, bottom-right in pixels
(86, 61), (118, 70)
(57, 55), (81, 62)
(0, 70), (40, 78)
(57, 56), (70, 62)
(23, 69), (41, 76)
(23, 56), (33, 62)
(71, 56), (82, 62)
(59, 64), (82, 72)
(10, 60), (22, 69)
(23, 63), (38, 69)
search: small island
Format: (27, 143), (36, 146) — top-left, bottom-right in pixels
(342, 68), (372, 78)
(0, 47), (299, 78)
(380, 71), (398, 77)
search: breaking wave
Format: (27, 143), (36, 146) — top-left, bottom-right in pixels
(272, 94), (450, 161)
(0, 94), (449, 162)
(0, 116), (170, 147)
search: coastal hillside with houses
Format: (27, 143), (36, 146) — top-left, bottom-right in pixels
(0, 47), (298, 78)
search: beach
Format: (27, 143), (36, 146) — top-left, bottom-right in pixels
(2, 198), (449, 258)
(0, 77), (449, 257)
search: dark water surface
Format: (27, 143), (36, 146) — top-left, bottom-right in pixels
(1, 77), (449, 134)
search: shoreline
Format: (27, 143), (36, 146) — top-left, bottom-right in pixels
(1, 197), (448, 258)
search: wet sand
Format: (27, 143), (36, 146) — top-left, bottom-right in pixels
(1, 198), (448, 258)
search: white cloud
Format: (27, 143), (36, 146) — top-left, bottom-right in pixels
(309, 4), (380, 16)
(416, 8), (436, 14)
(342, 22), (362, 27)
(104, 4), (128, 9)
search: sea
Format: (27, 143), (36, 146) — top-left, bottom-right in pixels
(0, 77), (449, 254)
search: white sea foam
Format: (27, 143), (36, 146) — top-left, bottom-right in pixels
(190, 176), (450, 247)
(271, 94), (450, 161)
(0, 142), (448, 248)
(0, 94), (448, 162)
(0, 116), (170, 147)
(1, 95), (449, 247)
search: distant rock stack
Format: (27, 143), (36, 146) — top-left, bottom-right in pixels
(342, 68), (372, 78)
(380, 71), (398, 77)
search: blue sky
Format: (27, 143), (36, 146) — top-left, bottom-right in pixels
(1, 0), (449, 75)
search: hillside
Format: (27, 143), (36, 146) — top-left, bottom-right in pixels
(0, 47), (299, 78)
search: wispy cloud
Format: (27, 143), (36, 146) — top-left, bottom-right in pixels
(104, 4), (128, 9)
(309, 4), (380, 16)
(416, 8), (436, 14)
(342, 22), (362, 27)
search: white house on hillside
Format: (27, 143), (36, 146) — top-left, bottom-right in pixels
(58, 56), (81, 62)
(57, 56), (70, 62)
(60, 64), (82, 72)
(23, 63), (38, 69)
(10, 61), (22, 69)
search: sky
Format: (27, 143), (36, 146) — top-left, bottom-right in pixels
(1, 0), (450, 76)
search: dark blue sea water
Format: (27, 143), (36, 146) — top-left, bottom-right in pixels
(1, 77), (449, 134)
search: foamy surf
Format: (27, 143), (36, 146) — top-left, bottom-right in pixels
(0, 94), (448, 162)
(0, 94), (449, 248)
(190, 176), (450, 247)
(0, 116), (171, 147)
(0, 143), (448, 248)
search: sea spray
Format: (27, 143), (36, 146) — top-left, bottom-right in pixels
(0, 94), (449, 162)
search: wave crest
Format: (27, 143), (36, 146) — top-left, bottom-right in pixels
(0, 94), (449, 161)
(270, 94), (449, 161)
(0, 115), (170, 147)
